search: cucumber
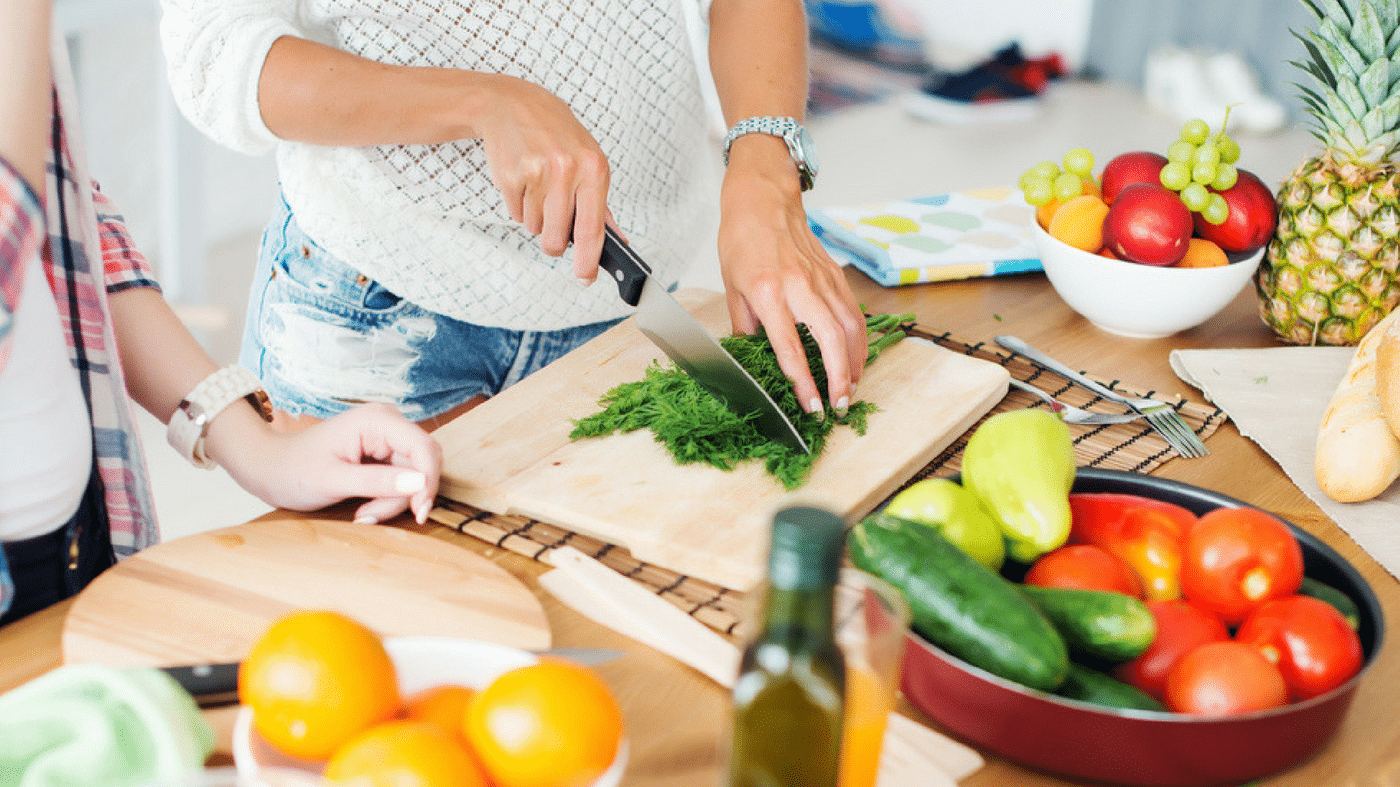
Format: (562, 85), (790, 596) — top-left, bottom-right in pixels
(1056, 663), (1165, 712)
(848, 512), (1069, 692)
(1019, 585), (1155, 663)
(1300, 576), (1362, 630)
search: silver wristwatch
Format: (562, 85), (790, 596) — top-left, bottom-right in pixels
(167, 365), (274, 469)
(721, 116), (820, 191)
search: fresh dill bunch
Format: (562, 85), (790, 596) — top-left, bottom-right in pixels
(569, 313), (912, 490)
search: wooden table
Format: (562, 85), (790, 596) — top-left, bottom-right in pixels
(2, 84), (1395, 785)
(3, 267), (1397, 786)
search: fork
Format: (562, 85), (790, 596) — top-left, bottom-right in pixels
(1007, 378), (1146, 426)
(994, 335), (1209, 458)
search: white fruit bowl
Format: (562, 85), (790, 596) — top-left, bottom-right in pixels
(1030, 219), (1265, 338)
(232, 637), (628, 787)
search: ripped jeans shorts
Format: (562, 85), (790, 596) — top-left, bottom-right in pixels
(240, 194), (622, 422)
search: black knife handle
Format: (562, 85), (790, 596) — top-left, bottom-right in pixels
(161, 662), (241, 708)
(597, 226), (651, 307)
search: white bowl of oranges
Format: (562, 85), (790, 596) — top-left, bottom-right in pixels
(1030, 218), (1265, 339)
(232, 611), (627, 787)
(1023, 120), (1276, 339)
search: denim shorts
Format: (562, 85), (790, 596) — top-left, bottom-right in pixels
(241, 195), (622, 422)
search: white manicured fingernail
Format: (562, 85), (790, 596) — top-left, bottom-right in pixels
(354, 516), (378, 526)
(577, 277), (593, 288)
(394, 471), (426, 495)
(808, 398), (825, 421)
(834, 397), (849, 416)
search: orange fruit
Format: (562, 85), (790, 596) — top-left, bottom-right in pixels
(1176, 237), (1229, 268)
(465, 659), (624, 787)
(239, 610), (400, 761)
(1036, 177), (1101, 229)
(324, 719), (490, 787)
(403, 684), (476, 746)
(1047, 194), (1110, 253)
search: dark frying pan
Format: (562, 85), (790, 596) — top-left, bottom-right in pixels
(899, 468), (1384, 786)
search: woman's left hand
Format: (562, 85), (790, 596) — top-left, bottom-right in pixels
(718, 137), (868, 418)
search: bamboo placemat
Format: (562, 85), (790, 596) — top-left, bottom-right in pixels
(428, 327), (1227, 636)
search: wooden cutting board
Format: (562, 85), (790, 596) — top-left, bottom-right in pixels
(436, 289), (1009, 590)
(61, 515), (551, 667)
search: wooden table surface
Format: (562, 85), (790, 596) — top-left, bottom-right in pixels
(3, 266), (1397, 786)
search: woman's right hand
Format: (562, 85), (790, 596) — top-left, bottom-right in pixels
(252, 38), (613, 276)
(473, 75), (612, 285)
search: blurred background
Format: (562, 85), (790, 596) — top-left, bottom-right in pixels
(60, 0), (1318, 537)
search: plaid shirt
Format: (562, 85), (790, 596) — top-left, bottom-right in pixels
(0, 59), (161, 597)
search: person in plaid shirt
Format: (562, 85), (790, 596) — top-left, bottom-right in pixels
(0, 1), (443, 624)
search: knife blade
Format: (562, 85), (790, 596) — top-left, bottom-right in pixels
(596, 227), (810, 454)
(161, 646), (625, 708)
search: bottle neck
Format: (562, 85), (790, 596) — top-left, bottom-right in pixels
(756, 583), (837, 647)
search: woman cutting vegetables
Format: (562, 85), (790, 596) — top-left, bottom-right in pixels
(158, 0), (868, 430)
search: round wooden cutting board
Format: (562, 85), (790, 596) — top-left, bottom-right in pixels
(61, 515), (551, 667)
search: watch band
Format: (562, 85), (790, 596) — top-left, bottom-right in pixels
(167, 365), (274, 469)
(721, 115), (818, 191)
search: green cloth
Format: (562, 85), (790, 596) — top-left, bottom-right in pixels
(0, 665), (214, 787)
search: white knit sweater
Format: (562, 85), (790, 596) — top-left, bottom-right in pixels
(160, 0), (721, 330)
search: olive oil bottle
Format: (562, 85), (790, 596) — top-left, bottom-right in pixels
(726, 506), (847, 787)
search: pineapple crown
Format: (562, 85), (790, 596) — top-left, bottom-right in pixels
(1293, 0), (1400, 167)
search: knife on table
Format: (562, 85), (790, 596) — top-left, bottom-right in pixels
(161, 646), (624, 708)
(597, 226), (809, 454)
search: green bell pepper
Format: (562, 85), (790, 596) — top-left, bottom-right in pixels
(962, 408), (1076, 562)
(883, 477), (1006, 569)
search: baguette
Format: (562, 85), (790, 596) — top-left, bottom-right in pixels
(1316, 308), (1400, 502)
(1375, 312), (1400, 437)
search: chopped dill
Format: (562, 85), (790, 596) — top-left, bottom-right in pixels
(570, 313), (915, 489)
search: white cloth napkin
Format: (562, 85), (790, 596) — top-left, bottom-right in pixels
(1170, 346), (1400, 580)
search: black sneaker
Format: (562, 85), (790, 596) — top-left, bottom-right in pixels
(903, 43), (1047, 125)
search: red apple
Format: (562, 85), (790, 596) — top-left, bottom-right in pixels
(1101, 151), (1169, 204)
(1192, 169), (1278, 254)
(1103, 183), (1193, 266)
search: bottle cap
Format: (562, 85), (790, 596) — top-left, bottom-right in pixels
(767, 506), (845, 590)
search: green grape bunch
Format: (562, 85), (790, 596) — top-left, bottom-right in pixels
(1157, 111), (1241, 226)
(1018, 147), (1096, 208)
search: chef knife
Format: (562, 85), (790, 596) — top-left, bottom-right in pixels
(162, 646), (624, 708)
(596, 227), (810, 454)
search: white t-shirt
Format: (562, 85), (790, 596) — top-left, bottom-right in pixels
(0, 249), (93, 541)
(160, 0), (723, 331)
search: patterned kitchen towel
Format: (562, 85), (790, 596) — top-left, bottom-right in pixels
(808, 186), (1042, 286)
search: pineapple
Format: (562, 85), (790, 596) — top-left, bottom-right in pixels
(1258, 0), (1400, 345)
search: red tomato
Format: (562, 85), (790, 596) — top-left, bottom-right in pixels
(1236, 595), (1364, 700)
(1024, 544), (1143, 596)
(1068, 493), (1197, 601)
(1113, 599), (1230, 701)
(1164, 641), (1288, 716)
(1181, 507), (1303, 625)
